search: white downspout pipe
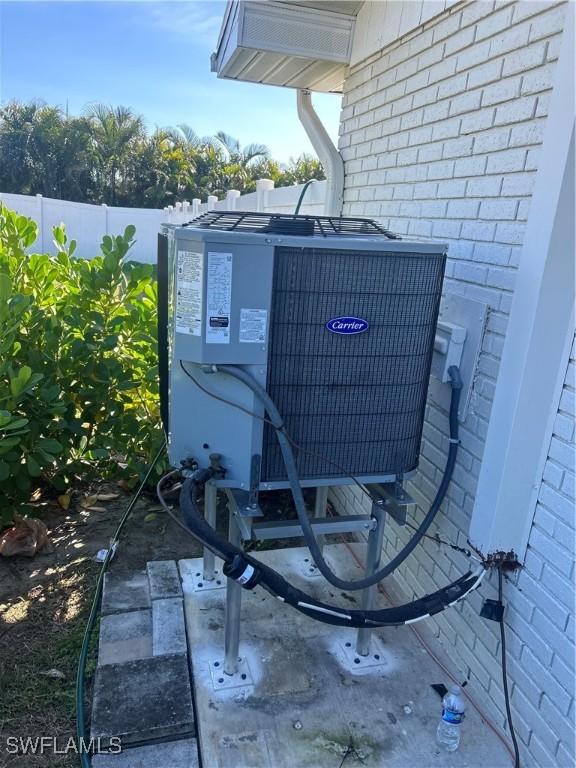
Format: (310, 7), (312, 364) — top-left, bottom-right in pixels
(297, 89), (344, 217)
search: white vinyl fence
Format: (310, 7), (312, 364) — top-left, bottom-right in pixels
(0, 179), (327, 264)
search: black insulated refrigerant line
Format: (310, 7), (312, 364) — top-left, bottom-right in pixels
(160, 362), (484, 626)
(215, 363), (463, 592)
(167, 472), (485, 629)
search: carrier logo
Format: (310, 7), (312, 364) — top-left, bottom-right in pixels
(326, 316), (369, 335)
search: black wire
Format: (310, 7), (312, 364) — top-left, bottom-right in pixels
(403, 520), (480, 560)
(179, 360), (373, 500)
(156, 471), (224, 560)
(498, 568), (521, 768)
(179, 360), (276, 426)
(284, 435), (372, 501)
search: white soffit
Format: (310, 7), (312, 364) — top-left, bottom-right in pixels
(211, 1), (358, 93)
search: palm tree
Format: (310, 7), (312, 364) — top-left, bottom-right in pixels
(168, 124), (205, 149)
(0, 101), (94, 200)
(128, 128), (197, 208)
(0, 101), (324, 206)
(205, 132), (270, 194)
(213, 131), (270, 168)
(281, 153), (325, 186)
(0, 101), (41, 194)
(85, 104), (145, 205)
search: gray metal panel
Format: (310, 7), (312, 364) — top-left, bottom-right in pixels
(170, 225), (447, 254)
(165, 226), (272, 488)
(172, 230), (274, 366)
(168, 362), (265, 489)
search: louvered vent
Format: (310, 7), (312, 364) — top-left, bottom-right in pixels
(261, 246), (445, 481)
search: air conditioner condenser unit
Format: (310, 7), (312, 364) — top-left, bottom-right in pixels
(158, 212), (446, 493)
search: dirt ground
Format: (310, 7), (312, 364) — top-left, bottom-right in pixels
(0, 482), (316, 768)
(0, 484), (204, 768)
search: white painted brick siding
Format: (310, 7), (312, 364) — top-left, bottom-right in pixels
(336, 2), (572, 765)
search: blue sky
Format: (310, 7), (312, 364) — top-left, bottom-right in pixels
(0, 0), (342, 163)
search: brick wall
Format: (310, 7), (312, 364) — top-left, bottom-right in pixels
(515, 332), (575, 767)
(333, 2), (573, 765)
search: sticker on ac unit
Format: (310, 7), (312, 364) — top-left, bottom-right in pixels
(206, 252), (233, 344)
(175, 250), (203, 336)
(239, 309), (268, 343)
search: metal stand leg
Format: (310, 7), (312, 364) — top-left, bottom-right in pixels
(203, 482), (217, 581)
(355, 502), (386, 657)
(314, 486), (329, 554)
(224, 509), (242, 676)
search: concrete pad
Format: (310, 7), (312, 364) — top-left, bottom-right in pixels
(98, 610), (153, 667)
(147, 560), (182, 600)
(92, 738), (199, 768)
(182, 545), (511, 768)
(102, 571), (150, 616)
(152, 598), (187, 657)
(91, 654), (194, 746)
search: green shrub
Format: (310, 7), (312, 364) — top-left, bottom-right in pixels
(0, 203), (164, 524)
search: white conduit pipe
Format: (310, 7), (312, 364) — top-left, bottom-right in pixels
(296, 89), (344, 217)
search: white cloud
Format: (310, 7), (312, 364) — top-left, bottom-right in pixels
(136, 0), (224, 46)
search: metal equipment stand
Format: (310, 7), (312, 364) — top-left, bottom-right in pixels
(355, 500), (386, 656)
(218, 481), (413, 677)
(224, 507), (243, 675)
(203, 482), (218, 582)
(314, 486), (329, 555)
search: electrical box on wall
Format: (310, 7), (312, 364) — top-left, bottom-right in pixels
(430, 293), (488, 421)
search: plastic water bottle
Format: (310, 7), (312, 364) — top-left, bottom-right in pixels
(436, 684), (466, 751)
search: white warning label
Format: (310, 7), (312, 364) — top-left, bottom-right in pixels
(206, 252), (233, 344)
(239, 309), (268, 343)
(175, 250), (203, 336)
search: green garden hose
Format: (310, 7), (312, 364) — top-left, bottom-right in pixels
(75, 440), (166, 768)
(294, 179), (317, 214)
